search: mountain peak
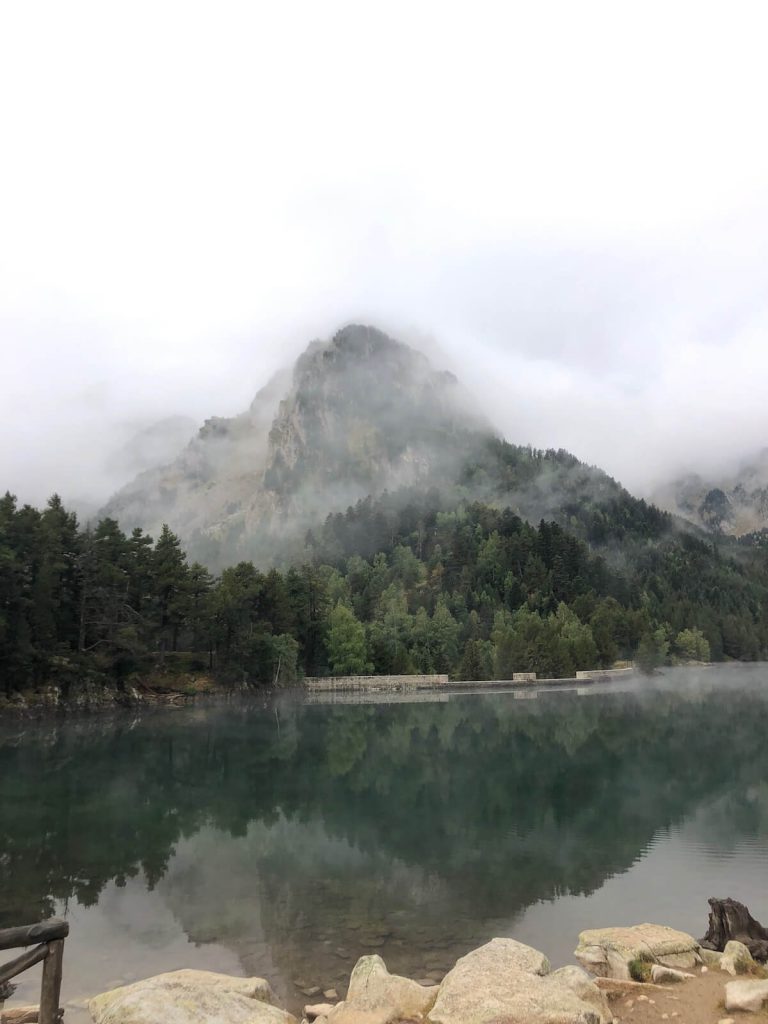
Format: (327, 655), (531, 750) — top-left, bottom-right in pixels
(331, 322), (404, 354)
(292, 324), (433, 392)
(101, 325), (490, 565)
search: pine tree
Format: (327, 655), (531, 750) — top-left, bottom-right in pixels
(151, 525), (189, 653)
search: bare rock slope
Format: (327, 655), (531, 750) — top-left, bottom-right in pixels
(101, 325), (491, 566)
(653, 449), (768, 536)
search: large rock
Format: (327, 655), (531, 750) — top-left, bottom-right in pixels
(574, 924), (702, 980)
(724, 978), (768, 1013)
(427, 939), (611, 1024)
(545, 966), (614, 1023)
(721, 940), (757, 976)
(88, 969), (297, 1024)
(316, 956), (438, 1024)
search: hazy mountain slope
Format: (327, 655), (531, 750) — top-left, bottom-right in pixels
(65, 415), (198, 524)
(100, 366), (290, 551)
(102, 324), (672, 568)
(106, 415), (199, 479)
(102, 326), (493, 564)
(653, 450), (768, 536)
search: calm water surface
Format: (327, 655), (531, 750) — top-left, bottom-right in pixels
(2, 666), (768, 1016)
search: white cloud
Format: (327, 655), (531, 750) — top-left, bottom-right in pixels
(1, 0), (768, 504)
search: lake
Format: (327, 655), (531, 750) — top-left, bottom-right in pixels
(2, 666), (768, 1017)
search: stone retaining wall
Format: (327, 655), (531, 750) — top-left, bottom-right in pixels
(304, 673), (449, 693)
(304, 690), (451, 705)
(575, 667), (635, 680)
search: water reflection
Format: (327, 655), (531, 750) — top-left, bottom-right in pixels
(2, 668), (768, 1012)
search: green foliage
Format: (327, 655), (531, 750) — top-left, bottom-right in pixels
(0, 486), (766, 695)
(491, 605), (598, 680)
(457, 638), (494, 680)
(636, 627), (671, 675)
(675, 627), (711, 663)
(269, 633), (300, 687)
(411, 599), (460, 673)
(327, 603), (372, 675)
(628, 957), (652, 982)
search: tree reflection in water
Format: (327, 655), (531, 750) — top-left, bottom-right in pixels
(2, 669), (768, 1007)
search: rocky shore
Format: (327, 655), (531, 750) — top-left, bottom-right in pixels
(73, 923), (768, 1024)
(0, 675), (237, 715)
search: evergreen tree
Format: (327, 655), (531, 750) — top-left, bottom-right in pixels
(152, 525), (189, 653)
(326, 603), (372, 675)
(0, 488), (766, 698)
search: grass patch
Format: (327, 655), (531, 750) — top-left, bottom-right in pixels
(628, 957), (652, 983)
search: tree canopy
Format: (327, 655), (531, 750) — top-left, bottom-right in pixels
(0, 488), (766, 697)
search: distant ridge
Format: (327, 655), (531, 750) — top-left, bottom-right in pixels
(653, 448), (768, 536)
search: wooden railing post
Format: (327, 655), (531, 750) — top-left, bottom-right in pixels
(38, 941), (64, 1024)
(0, 920), (68, 1024)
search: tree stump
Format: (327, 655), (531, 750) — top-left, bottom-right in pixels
(700, 897), (768, 962)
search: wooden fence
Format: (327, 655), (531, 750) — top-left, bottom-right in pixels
(0, 919), (68, 1024)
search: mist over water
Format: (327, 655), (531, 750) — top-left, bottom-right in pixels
(3, 666), (768, 1016)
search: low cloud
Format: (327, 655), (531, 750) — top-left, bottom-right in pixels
(2, 2), (768, 508)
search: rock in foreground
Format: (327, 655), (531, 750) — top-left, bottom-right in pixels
(427, 939), (611, 1024)
(88, 969), (297, 1024)
(721, 939), (759, 976)
(574, 924), (702, 980)
(724, 978), (768, 1013)
(313, 954), (438, 1023)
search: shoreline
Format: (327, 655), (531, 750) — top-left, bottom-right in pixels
(7, 923), (766, 1024)
(8, 658), (767, 720)
(0, 661), (739, 717)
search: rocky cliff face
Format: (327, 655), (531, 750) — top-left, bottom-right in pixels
(101, 325), (493, 565)
(653, 450), (768, 536)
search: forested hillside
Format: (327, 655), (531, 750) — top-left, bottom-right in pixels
(1, 487), (766, 700)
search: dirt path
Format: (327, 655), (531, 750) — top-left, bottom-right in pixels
(605, 970), (768, 1024)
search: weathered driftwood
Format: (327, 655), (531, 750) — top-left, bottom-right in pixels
(594, 977), (668, 994)
(0, 1003), (64, 1019)
(0, 923), (68, 954)
(700, 897), (768, 962)
(0, 1006), (64, 1023)
(1, 1009), (38, 1024)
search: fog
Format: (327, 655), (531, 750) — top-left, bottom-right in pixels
(2, 1), (768, 510)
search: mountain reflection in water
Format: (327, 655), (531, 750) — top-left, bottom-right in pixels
(2, 667), (768, 1014)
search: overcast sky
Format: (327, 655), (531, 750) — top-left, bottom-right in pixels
(2, 0), (768, 507)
